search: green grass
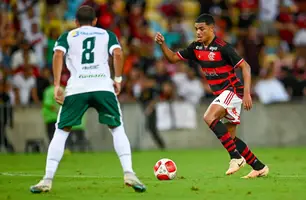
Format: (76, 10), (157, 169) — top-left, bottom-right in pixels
(1, 148), (306, 200)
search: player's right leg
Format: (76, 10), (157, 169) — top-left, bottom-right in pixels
(226, 123), (269, 178)
(30, 126), (71, 193)
(30, 93), (89, 193)
(92, 91), (146, 192)
(204, 90), (245, 175)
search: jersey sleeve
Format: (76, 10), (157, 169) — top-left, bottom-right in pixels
(221, 44), (244, 68)
(53, 32), (69, 54)
(107, 30), (121, 55)
(176, 42), (196, 61)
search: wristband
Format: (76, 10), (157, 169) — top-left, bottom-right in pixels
(114, 76), (122, 83)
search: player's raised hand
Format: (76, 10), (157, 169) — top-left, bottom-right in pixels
(114, 81), (121, 96)
(155, 32), (165, 45)
(243, 93), (252, 111)
(54, 86), (64, 105)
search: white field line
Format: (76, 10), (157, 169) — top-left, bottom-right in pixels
(1, 172), (306, 179)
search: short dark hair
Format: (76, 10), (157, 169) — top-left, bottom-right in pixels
(195, 14), (215, 25)
(76, 6), (96, 25)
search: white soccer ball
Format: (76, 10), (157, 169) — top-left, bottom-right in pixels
(153, 158), (177, 180)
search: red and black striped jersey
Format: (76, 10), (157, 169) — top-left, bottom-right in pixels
(177, 37), (244, 97)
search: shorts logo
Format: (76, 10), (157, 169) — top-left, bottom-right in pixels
(208, 52), (215, 61)
(232, 108), (238, 116)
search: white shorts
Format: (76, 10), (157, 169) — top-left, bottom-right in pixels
(211, 90), (242, 124)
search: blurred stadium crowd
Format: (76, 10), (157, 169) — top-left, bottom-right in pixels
(0, 0), (306, 108)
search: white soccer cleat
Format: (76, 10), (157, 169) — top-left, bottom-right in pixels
(124, 172), (146, 193)
(242, 165), (269, 178)
(225, 157), (246, 175)
(30, 179), (52, 193)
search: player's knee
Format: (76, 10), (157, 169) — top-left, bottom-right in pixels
(63, 127), (72, 132)
(108, 125), (118, 130)
(203, 113), (218, 126)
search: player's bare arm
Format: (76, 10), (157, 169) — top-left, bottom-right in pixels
(155, 32), (181, 63)
(239, 61), (252, 111)
(52, 50), (64, 104)
(113, 48), (124, 95)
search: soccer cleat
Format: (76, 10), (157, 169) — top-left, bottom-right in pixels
(225, 157), (246, 175)
(30, 179), (52, 193)
(242, 165), (269, 179)
(124, 172), (146, 193)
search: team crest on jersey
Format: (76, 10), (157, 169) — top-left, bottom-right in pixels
(208, 52), (216, 61)
(71, 31), (79, 37)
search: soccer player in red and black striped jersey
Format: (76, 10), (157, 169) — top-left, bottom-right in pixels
(155, 14), (269, 178)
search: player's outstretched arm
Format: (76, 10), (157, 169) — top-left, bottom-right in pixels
(155, 32), (181, 63)
(240, 61), (252, 111)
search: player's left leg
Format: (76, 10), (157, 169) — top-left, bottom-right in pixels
(205, 90), (246, 175)
(226, 123), (269, 178)
(92, 91), (146, 192)
(30, 93), (89, 193)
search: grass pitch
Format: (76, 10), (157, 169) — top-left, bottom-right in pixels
(0, 148), (305, 200)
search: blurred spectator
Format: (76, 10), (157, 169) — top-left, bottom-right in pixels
(11, 40), (37, 70)
(152, 59), (171, 89)
(12, 65), (40, 106)
(258, 0), (279, 35)
(133, 73), (166, 149)
(64, 0), (84, 20)
(0, 44), (12, 69)
(0, 80), (14, 153)
(27, 22), (47, 68)
(125, 0), (146, 15)
(160, 81), (177, 102)
(18, 5), (40, 42)
(275, 1), (298, 52)
(254, 62), (290, 104)
(239, 27), (264, 77)
(236, 0), (258, 34)
(36, 67), (51, 102)
(45, 28), (60, 68)
(127, 3), (147, 39)
(293, 12), (306, 47)
(14, 52), (40, 77)
(272, 44), (294, 78)
(174, 67), (204, 105)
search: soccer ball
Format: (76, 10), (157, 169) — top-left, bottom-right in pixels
(153, 158), (177, 180)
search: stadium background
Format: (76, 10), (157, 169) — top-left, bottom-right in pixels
(0, 0), (306, 153)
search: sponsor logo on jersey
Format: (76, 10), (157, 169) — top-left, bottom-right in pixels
(79, 31), (105, 36)
(79, 73), (106, 78)
(71, 31), (79, 37)
(202, 69), (218, 77)
(82, 65), (99, 70)
(209, 46), (218, 51)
